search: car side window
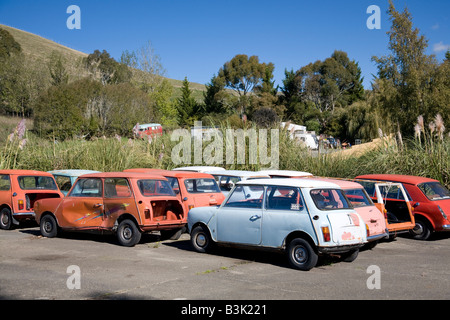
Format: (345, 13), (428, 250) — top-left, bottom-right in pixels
(69, 178), (102, 197)
(104, 178), (132, 198)
(266, 186), (304, 211)
(0, 174), (11, 191)
(54, 175), (72, 193)
(223, 185), (264, 209)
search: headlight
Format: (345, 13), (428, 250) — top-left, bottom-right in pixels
(438, 205), (448, 220)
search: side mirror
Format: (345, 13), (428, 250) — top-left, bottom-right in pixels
(413, 202), (420, 208)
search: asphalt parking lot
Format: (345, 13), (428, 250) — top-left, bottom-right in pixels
(1, 226), (449, 302)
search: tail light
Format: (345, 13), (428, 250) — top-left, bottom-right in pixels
(18, 199), (24, 210)
(366, 224), (370, 237)
(321, 226), (331, 242)
(188, 205), (195, 210)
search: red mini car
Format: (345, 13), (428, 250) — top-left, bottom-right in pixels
(0, 170), (63, 230)
(34, 172), (185, 246)
(357, 174), (450, 240)
(124, 169), (225, 215)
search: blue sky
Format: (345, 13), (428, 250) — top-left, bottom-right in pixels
(0, 0), (449, 89)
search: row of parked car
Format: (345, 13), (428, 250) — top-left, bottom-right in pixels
(0, 167), (449, 271)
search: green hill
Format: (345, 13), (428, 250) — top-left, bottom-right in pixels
(0, 24), (206, 98)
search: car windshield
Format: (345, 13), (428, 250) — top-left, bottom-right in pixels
(418, 182), (450, 201)
(184, 178), (220, 193)
(344, 188), (373, 207)
(310, 189), (352, 210)
(18, 176), (58, 190)
(138, 179), (175, 197)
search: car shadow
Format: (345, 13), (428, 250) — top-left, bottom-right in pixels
(19, 228), (164, 246)
(163, 237), (345, 270)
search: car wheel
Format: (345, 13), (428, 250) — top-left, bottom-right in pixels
(0, 208), (14, 230)
(40, 214), (58, 238)
(190, 225), (214, 253)
(287, 238), (318, 271)
(117, 219), (142, 247)
(410, 217), (432, 240)
(341, 249), (359, 262)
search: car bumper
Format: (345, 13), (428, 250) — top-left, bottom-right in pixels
(441, 224), (450, 231)
(367, 230), (389, 242)
(318, 243), (364, 254)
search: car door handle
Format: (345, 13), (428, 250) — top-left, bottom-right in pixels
(249, 215), (261, 222)
(93, 203), (103, 208)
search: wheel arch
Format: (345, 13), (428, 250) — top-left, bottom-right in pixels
(284, 231), (318, 253)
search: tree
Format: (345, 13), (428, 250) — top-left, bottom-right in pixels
(84, 50), (131, 85)
(203, 74), (228, 114)
(176, 77), (201, 126)
(48, 51), (69, 86)
(0, 27), (21, 59)
(217, 54), (274, 115)
(121, 41), (166, 93)
(371, 0), (438, 135)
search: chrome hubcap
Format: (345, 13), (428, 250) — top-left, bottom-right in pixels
(293, 246), (307, 264)
(196, 233), (207, 247)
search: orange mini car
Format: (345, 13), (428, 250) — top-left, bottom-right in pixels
(125, 169), (225, 214)
(34, 172), (185, 246)
(0, 170), (63, 230)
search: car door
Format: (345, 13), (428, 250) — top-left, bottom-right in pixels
(60, 178), (104, 229)
(103, 177), (139, 228)
(216, 185), (264, 245)
(262, 186), (315, 248)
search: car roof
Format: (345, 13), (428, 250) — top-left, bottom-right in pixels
(205, 170), (270, 178)
(78, 172), (169, 180)
(172, 166), (226, 172)
(238, 178), (341, 189)
(356, 174), (438, 185)
(257, 170), (313, 177)
(301, 177), (363, 189)
(48, 170), (101, 177)
(0, 169), (54, 176)
(124, 168), (215, 179)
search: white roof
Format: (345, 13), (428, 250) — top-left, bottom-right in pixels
(172, 166), (225, 172)
(237, 178), (342, 189)
(205, 170), (270, 178)
(257, 170), (313, 177)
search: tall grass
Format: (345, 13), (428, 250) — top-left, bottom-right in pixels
(0, 116), (448, 189)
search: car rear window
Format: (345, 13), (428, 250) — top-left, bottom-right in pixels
(344, 188), (374, 207)
(310, 189), (352, 210)
(138, 179), (175, 197)
(418, 182), (450, 201)
(18, 176), (58, 190)
(184, 178), (220, 193)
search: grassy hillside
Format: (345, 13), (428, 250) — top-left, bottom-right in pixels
(0, 24), (207, 99)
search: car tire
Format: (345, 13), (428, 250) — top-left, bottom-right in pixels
(0, 208), (13, 230)
(117, 219), (142, 247)
(190, 225), (214, 253)
(287, 238), (318, 271)
(341, 249), (359, 262)
(40, 214), (58, 238)
(410, 217), (432, 240)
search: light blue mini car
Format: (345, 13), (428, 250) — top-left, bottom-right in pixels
(48, 170), (101, 196)
(188, 178), (368, 271)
